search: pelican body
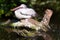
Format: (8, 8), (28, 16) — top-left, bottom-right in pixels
(11, 4), (36, 19)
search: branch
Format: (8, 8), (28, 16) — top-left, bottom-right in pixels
(41, 9), (53, 26)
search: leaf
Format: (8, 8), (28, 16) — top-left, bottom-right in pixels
(20, 0), (27, 2)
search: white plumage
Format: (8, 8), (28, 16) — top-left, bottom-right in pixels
(14, 4), (36, 19)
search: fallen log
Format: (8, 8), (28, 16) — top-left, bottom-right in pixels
(1, 9), (53, 40)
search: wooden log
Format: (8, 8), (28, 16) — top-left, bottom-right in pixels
(1, 9), (53, 40)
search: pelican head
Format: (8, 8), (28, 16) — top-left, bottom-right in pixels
(20, 4), (27, 8)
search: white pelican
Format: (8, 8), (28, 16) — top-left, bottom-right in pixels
(11, 4), (36, 20)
